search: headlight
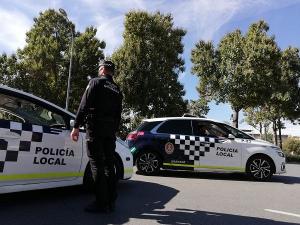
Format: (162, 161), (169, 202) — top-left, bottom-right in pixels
(277, 151), (285, 157)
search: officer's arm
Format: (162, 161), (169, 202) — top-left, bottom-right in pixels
(74, 80), (96, 129)
(115, 93), (123, 131)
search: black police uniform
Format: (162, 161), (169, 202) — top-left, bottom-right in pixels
(74, 71), (122, 210)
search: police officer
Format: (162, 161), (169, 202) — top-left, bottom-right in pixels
(70, 60), (122, 213)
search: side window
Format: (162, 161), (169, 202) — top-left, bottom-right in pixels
(222, 124), (255, 140)
(0, 93), (67, 128)
(157, 120), (192, 135)
(137, 121), (162, 132)
(193, 121), (228, 138)
(0, 108), (25, 123)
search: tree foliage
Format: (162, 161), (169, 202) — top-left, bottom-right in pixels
(1, 9), (105, 112)
(191, 21), (285, 128)
(112, 11), (187, 119)
(0, 54), (19, 86)
(187, 98), (210, 117)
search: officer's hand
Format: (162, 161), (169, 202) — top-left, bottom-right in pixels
(71, 128), (79, 142)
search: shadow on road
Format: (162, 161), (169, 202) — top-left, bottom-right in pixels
(0, 180), (177, 225)
(146, 170), (300, 185)
(132, 208), (299, 225)
(0, 180), (298, 225)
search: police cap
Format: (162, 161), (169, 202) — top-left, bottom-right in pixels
(99, 59), (115, 71)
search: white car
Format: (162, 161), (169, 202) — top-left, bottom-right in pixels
(127, 117), (286, 181)
(0, 85), (133, 194)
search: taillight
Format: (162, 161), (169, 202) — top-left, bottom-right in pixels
(126, 131), (145, 141)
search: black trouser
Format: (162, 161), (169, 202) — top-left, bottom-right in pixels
(86, 136), (117, 207)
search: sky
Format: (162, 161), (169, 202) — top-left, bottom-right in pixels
(0, 0), (299, 135)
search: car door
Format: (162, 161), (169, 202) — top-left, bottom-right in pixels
(155, 119), (196, 171)
(192, 120), (243, 171)
(0, 92), (82, 186)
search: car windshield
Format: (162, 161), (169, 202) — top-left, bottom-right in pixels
(221, 124), (255, 140)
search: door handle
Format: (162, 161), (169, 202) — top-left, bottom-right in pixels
(217, 139), (227, 143)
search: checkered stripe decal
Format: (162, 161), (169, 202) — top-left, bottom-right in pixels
(170, 134), (219, 163)
(0, 120), (62, 173)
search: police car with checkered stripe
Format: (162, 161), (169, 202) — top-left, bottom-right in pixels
(0, 85), (133, 193)
(127, 116), (286, 181)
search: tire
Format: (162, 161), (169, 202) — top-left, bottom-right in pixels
(246, 155), (274, 181)
(136, 150), (162, 175)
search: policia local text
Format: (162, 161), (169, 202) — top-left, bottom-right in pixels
(33, 147), (75, 165)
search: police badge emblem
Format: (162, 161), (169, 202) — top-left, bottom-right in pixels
(165, 142), (174, 155)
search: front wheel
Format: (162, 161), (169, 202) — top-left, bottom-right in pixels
(136, 150), (161, 175)
(246, 156), (274, 181)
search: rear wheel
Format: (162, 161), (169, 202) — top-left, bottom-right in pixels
(246, 156), (274, 181)
(136, 150), (161, 175)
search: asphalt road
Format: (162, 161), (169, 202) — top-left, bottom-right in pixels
(0, 164), (300, 225)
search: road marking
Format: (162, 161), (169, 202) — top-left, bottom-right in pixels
(265, 209), (300, 218)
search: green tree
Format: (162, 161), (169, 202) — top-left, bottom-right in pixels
(244, 47), (300, 147)
(187, 98), (209, 117)
(190, 40), (219, 111)
(0, 54), (19, 86)
(265, 47), (300, 147)
(218, 29), (246, 127)
(15, 9), (105, 112)
(68, 27), (106, 111)
(244, 107), (271, 140)
(112, 11), (187, 120)
(191, 21), (280, 128)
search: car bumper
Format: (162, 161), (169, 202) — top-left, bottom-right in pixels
(275, 158), (286, 174)
(122, 154), (133, 179)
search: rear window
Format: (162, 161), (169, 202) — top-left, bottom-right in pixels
(137, 121), (162, 132)
(157, 120), (192, 135)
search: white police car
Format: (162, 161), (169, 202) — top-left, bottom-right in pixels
(127, 117), (286, 181)
(0, 85), (133, 193)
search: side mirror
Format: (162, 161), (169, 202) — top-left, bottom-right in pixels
(70, 119), (75, 127)
(228, 134), (235, 140)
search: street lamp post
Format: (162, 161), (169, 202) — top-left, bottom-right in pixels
(59, 8), (74, 111)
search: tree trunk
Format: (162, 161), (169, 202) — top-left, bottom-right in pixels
(264, 124), (268, 141)
(231, 108), (240, 128)
(278, 118), (283, 149)
(272, 120), (278, 146)
(259, 122), (263, 139)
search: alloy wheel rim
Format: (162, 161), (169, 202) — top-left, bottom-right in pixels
(249, 158), (271, 179)
(138, 153), (159, 173)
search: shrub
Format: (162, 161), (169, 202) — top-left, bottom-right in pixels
(282, 138), (300, 155)
(285, 153), (300, 163)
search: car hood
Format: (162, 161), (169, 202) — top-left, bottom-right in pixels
(251, 139), (278, 148)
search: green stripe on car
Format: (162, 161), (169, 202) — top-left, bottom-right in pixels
(0, 172), (84, 181)
(163, 163), (245, 171)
